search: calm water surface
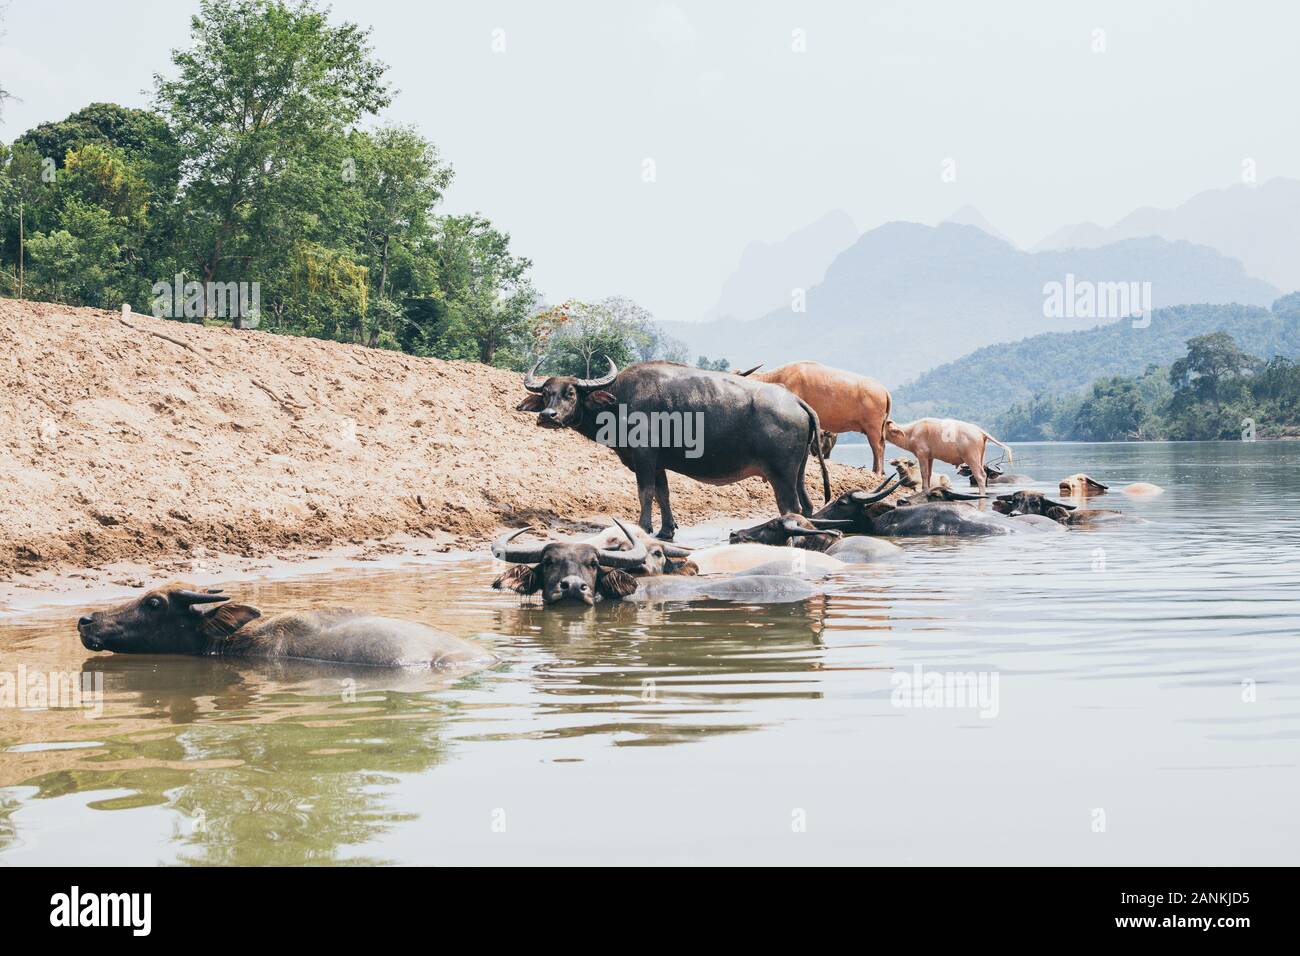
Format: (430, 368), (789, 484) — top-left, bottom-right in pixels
(2, 442), (1298, 865)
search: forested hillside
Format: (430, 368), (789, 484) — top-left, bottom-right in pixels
(995, 320), (1300, 441)
(895, 297), (1300, 425)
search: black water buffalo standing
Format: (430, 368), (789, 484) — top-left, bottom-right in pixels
(516, 359), (830, 540)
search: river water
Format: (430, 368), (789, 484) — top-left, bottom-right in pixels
(1, 441), (1297, 865)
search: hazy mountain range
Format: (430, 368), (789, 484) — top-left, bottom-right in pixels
(1032, 178), (1300, 294)
(662, 221), (1278, 387)
(701, 209), (858, 322)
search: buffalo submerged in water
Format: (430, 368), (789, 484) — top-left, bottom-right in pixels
(491, 519), (826, 606)
(77, 583), (495, 670)
(514, 359), (830, 540)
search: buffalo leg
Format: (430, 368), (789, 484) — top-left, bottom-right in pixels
(796, 467), (814, 516)
(867, 428), (885, 475)
(770, 467), (806, 517)
(653, 469), (677, 541)
(635, 461), (657, 533)
(969, 460), (987, 495)
(919, 456), (933, 494)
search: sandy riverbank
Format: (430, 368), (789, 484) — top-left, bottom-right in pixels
(0, 299), (876, 609)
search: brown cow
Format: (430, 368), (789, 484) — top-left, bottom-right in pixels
(883, 418), (1014, 494)
(739, 361), (892, 474)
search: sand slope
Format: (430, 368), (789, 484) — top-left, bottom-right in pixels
(0, 299), (873, 579)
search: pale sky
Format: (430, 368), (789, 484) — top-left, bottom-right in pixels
(2, 0), (1297, 321)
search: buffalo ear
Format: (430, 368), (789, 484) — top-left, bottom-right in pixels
(516, 394), (545, 412)
(198, 603), (262, 640)
(586, 390), (617, 407)
(493, 564), (540, 594)
(597, 568), (638, 599)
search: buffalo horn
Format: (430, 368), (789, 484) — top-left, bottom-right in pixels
(598, 518), (648, 568)
(576, 357), (618, 389)
(851, 475), (901, 504)
(523, 358), (547, 393)
(492, 526), (550, 564)
(173, 589), (230, 606)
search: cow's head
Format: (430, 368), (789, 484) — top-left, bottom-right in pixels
(582, 524), (697, 576)
(729, 514), (850, 548)
(492, 519), (647, 606)
(1059, 473), (1109, 497)
(993, 490), (1076, 516)
(889, 457), (922, 488)
(77, 582), (261, 655)
(811, 474), (903, 529)
(883, 420), (909, 447)
(957, 462), (1004, 479)
(515, 357), (619, 429)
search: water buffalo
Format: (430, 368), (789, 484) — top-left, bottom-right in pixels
(993, 490), (1076, 517)
(813, 473), (1029, 536)
(956, 462), (1034, 486)
(883, 418), (1014, 494)
(517, 359), (829, 540)
(738, 361), (892, 474)
(726, 513), (902, 562)
(492, 521), (698, 594)
(810, 474), (906, 533)
(491, 520), (650, 605)
(870, 502), (1025, 537)
(77, 583), (494, 669)
(814, 429), (838, 460)
(728, 514), (851, 550)
(578, 522), (697, 575)
(993, 490), (1126, 527)
(493, 524), (827, 605)
(1059, 473), (1108, 497)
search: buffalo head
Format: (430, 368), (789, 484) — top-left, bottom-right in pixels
(492, 519), (648, 606)
(515, 357), (619, 429)
(993, 490), (1077, 517)
(77, 582), (261, 655)
(809, 473), (903, 530)
(728, 514), (851, 549)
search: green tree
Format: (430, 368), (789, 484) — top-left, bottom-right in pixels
(1169, 332), (1258, 409)
(427, 213), (535, 365)
(154, 0), (390, 317)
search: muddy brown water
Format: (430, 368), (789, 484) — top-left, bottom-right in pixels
(1, 441), (1298, 864)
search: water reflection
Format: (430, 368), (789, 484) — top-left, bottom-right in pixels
(484, 597), (836, 746)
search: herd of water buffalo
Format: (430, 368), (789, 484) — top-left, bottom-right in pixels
(75, 358), (1163, 669)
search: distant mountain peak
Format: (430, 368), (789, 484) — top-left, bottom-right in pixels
(941, 206), (1015, 246)
(1032, 177), (1300, 292)
(701, 210), (858, 322)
